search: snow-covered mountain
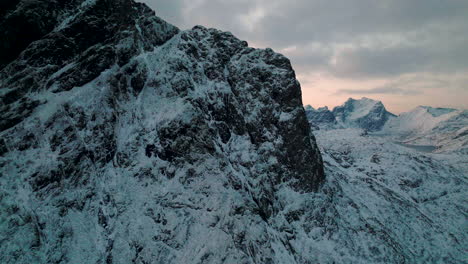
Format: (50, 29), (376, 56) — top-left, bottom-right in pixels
(305, 97), (396, 131)
(313, 128), (467, 263)
(333, 97), (396, 131)
(303, 102), (467, 262)
(1, 1), (466, 263)
(382, 106), (468, 153)
(306, 98), (467, 153)
(1, 1), (325, 263)
(383, 106), (459, 136)
(304, 105), (338, 130)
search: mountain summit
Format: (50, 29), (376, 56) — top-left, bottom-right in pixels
(305, 97), (396, 131)
(333, 97), (396, 131)
(0, 0), (324, 263)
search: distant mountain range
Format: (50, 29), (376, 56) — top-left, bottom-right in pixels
(305, 97), (468, 153)
(305, 97), (396, 132)
(383, 106), (468, 153)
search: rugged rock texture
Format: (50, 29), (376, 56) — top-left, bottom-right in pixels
(304, 105), (338, 130)
(3, 1), (464, 263)
(0, 0), (324, 263)
(0, 0), (178, 131)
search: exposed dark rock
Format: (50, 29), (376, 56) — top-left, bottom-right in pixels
(0, 0), (325, 263)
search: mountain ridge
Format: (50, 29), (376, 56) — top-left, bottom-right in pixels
(305, 97), (396, 131)
(1, 1), (466, 263)
(0, 1), (325, 263)
(382, 106), (468, 153)
(305, 97), (468, 153)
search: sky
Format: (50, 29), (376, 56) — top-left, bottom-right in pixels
(141, 0), (468, 114)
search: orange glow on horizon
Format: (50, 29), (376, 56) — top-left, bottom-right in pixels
(298, 72), (468, 115)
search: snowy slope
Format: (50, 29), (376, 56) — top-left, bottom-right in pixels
(0, 1), (325, 263)
(303, 104), (468, 262)
(383, 106), (468, 153)
(307, 128), (467, 263)
(1, 1), (466, 263)
(305, 99), (468, 154)
(383, 106), (459, 136)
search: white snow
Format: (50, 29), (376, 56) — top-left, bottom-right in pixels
(345, 97), (380, 121)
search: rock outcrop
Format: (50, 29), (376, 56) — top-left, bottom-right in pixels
(0, 0), (324, 263)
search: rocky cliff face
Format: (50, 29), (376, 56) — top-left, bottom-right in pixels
(0, 0), (324, 263)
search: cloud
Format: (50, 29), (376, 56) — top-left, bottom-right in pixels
(140, 0), (468, 110)
(337, 86), (421, 96)
(142, 0), (468, 76)
(337, 72), (468, 96)
(146, 0), (185, 26)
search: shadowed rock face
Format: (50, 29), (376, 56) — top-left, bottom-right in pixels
(0, 0), (324, 263)
(304, 106), (337, 130)
(0, 0), (178, 131)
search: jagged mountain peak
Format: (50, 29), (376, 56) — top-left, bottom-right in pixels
(332, 97), (395, 131)
(344, 96), (377, 102)
(337, 97), (387, 114)
(3, 1), (465, 263)
(305, 97), (395, 131)
(317, 106), (329, 111)
(0, 0), (180, 130)
(0, 1), (326, 263)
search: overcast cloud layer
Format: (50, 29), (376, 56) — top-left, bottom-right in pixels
(141, 0), (468, 113)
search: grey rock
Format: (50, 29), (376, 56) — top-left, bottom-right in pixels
(0, 0), (324, 263)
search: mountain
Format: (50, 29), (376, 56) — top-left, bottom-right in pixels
(382, 106), (468, 153)
(313, 128), (467, 263)
(304, 105), (338, 130)
(304, 102), (466, 262)
(305, 97), (396, 131)
(383, 106), (459, 136)
(333, 97), (396, 131)
(1, 1), (466, 263)
(0, 1), (325, 263)
(305, 98), (467, 153)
